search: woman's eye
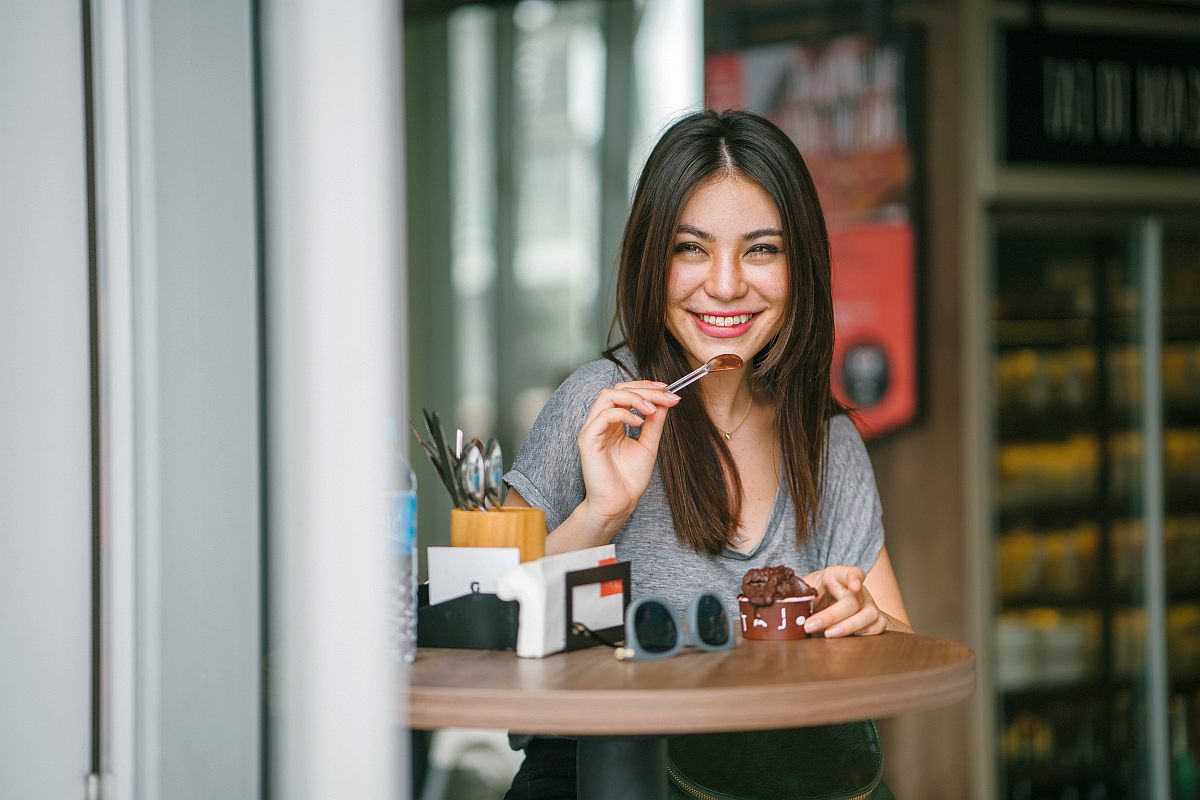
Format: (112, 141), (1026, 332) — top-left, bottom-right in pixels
(673, 242), (705, 256)
(747, 244), (781, 257)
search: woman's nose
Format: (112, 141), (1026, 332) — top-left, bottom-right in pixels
(704, 252), (748, 300)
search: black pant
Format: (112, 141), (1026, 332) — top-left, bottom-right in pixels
(504, 735), (896, 800)
(504, 738), (578, 800)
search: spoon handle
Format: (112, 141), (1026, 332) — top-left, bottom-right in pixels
(666, 364), (709, 394)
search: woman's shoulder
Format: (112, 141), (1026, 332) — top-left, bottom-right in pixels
(826, 412), (862, 445)
(554, 347), (639, 400)
(533, 349), (638, 426)
(824, 413), (872, 473)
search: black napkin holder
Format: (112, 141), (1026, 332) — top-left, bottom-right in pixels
(416, 582), (519, 651)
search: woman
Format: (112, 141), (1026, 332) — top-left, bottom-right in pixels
(502, 108), (910, 797)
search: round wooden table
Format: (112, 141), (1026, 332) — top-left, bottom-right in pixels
(407, 632), (974, 799)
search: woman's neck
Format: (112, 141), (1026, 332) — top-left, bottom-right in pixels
(700, 371), (755, 419)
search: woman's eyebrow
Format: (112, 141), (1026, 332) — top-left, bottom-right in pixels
(742, 227), (783, 241)
(674, 225), (782, 241)
(675, 223), (713, 241)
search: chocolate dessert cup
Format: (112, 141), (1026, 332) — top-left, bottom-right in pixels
(738, 565), (817, 640)
(738, 594), (815, 640)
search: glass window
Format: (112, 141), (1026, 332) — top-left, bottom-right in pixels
(411, 0), (701, 545)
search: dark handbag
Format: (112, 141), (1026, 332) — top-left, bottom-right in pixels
(667, 720), (892, 800)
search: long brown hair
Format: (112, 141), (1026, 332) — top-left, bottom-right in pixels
(606, 109), (841, 555)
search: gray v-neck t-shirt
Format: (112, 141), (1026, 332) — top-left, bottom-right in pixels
(503, 349), (886, 624)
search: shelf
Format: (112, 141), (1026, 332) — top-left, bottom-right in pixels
(998, 588), (1200, 610)
(1163, 494), (1200, 515)
(998, 596), (1100, 611)
(1109, 313), (1200, 343)
(996, 410), (1099, 441)
(1170, 675), (1200, 693)
(1000, 680), (1118, 702)
(994, 312), (1200, 346)
(996, 514), (1200, 537)
(997, 493), (1200, 528)
(995, 408), (1200, 442)
(994, 317), (1094, 348)
(1167, 409), (1200, 426)
(1005, 675), (1200, 699)
(1001, 766), (1111, 794)
(997, 502), (1099, 530)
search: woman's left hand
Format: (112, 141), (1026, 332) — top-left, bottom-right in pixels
(800, 565), (894, 638)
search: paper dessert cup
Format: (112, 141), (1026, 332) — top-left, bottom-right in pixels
(738, 594), (815, 640)
(449, 506), (547, 562)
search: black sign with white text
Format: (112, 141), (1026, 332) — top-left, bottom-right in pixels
(1001, 28), (1200, 167)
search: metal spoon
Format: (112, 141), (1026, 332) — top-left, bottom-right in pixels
(483, 438), (504, 508)
(665, 353), (744, 394)
(457, 445), (486, 510)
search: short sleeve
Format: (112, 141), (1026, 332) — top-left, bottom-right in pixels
(502, 358), (625, 531)
(819, 415), (885, 574)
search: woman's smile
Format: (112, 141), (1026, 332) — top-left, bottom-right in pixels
(690, 310), (758, 338)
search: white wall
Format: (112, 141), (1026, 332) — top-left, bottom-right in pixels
(1, 1), (403, 796)
(135, 0), (263, 796)
(1, 1), (264, 797)
(263, 1), (405, 797)
(0, 3), (94, 798)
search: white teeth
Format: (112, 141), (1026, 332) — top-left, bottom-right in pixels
(698, 313), (752, 327)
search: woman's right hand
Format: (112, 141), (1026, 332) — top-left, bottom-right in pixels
(575, 380), (679, 535)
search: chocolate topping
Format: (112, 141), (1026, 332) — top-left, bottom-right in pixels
(741, 565), (815, 610)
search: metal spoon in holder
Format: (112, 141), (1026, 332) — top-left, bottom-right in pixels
(457, 444), (487, 510)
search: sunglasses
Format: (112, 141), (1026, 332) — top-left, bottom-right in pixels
(572, 593), (737, 660)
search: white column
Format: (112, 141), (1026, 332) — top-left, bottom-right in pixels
(1138, 216), (1169, 800)
(0, 3), (93, 799)
(262, 0), (406, 798)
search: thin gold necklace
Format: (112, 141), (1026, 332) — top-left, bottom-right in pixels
(719, 385), (754, 441)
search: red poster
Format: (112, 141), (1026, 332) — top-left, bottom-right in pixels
(829, 222), (917, 437)
(706, 34), (919, 437)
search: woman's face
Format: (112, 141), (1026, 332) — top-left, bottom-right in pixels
(665, 175), (789, 371)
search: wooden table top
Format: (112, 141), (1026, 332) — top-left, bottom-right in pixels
(406, 632), (974, 735)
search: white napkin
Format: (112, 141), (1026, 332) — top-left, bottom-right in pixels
(495, 544), (619, 658)
(426, 546), (520, 606)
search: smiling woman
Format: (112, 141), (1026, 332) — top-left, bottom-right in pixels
(501, 109), (910, 799)
(600, 109), (845, 558)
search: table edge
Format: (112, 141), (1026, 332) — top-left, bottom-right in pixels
(407, 646), (975, 734)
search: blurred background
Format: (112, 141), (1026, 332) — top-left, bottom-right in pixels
(4, 0), (1200, 799)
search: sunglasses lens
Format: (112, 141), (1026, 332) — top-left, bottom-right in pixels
(695, 594), (730, 647)
(633, 601), (678, 653)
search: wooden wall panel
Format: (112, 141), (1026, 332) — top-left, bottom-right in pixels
(866, 4), (972, 798)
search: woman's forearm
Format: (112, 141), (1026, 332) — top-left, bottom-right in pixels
(505, 489), (626, 555)
(880, 611), (913, 634)
(544, 500), (626, 555)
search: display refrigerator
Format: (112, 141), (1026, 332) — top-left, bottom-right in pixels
(989, 211), (1200, 800)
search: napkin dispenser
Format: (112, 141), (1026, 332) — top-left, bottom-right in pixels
(416, 582), (519, 650)
(494, 545), (631, 658)
(415, 556), (631, 654)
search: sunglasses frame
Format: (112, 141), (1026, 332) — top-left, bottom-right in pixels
(616, 593), (737, 661)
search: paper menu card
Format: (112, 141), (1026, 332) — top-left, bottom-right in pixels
(426, 546), (521, 607)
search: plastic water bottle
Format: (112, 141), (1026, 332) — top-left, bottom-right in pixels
(389, 449), (419, 663)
